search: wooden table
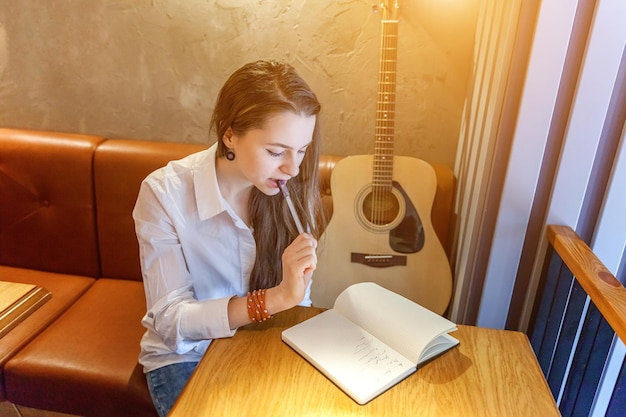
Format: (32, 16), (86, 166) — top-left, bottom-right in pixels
(0, 281), (51, 339)
(170, 306), (561, 417)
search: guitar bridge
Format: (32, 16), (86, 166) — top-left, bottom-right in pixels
(351, 253), (407, 268)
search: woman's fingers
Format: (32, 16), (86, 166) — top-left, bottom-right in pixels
(280, 234), (318, 303)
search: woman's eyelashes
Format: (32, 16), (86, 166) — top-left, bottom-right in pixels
(266, 148), (308, 158)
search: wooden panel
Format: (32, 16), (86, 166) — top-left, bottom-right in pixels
(0, 281), (51, 339)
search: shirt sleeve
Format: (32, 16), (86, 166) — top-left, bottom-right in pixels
(133, 177), (236, 354)
(299, 279), (313, 307)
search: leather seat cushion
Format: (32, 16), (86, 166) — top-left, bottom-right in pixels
(0, 266), (94, 400)
(4, 278), (156, 417)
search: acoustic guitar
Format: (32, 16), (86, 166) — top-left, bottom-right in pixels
(311, 0), (452, 314)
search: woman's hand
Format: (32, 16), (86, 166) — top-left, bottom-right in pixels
(278, 233), (317, 307)
(230, 233), (317, 328)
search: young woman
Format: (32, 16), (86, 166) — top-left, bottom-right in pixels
(132, 60), (324, 416)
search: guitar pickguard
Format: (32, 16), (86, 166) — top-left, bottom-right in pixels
(389, 181), (424, 253)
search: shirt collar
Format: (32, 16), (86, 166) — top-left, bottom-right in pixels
(194, 143), (252, 231)
(194, 143), (227, 221)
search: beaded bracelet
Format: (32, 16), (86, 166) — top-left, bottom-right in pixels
(247, 289), (273, 323)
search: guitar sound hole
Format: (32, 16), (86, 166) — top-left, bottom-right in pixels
(362, 190), (400, 226)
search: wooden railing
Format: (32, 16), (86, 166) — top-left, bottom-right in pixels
(547, 225), (626, 343)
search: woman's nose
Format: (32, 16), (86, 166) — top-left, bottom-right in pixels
(281, 154), (300, 177)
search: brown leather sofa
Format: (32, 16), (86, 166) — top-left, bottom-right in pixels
(0, 128), (455, 416)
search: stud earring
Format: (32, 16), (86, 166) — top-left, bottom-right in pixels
(226, 150), (235, 161)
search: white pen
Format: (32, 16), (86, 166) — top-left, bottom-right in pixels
(278, 180), (305, 234)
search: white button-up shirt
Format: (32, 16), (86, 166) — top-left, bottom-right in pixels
(133, 143), (311, 372)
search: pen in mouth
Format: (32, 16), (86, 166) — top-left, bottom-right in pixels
(278, 180), (305, 234)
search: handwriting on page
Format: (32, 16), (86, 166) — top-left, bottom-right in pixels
(354, 336), (406, 381)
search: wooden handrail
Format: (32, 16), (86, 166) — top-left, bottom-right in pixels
(547, 225), (626, 343)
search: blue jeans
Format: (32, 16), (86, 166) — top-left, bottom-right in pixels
(146, 362), (199, 417)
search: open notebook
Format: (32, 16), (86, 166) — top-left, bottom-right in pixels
(282, 282), (459, 404)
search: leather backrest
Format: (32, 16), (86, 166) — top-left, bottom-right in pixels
(1, 129), (456, 281)
(94, 139), (349, 281)
(0, 128), (104, 277)
(94, 139), (205, 281)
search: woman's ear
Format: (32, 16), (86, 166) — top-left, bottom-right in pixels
(222, 127), (234, 147)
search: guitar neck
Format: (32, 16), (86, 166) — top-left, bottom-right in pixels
(374, 16), (399, 192)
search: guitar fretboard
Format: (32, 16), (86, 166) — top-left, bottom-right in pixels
(373, 18), (399, 193)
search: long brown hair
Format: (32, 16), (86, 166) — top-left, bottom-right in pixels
(209, 60), (324, 290)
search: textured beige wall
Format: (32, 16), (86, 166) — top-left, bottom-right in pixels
(0, 0), (478, 168)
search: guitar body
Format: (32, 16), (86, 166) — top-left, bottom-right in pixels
(311, 155), (453, 314)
